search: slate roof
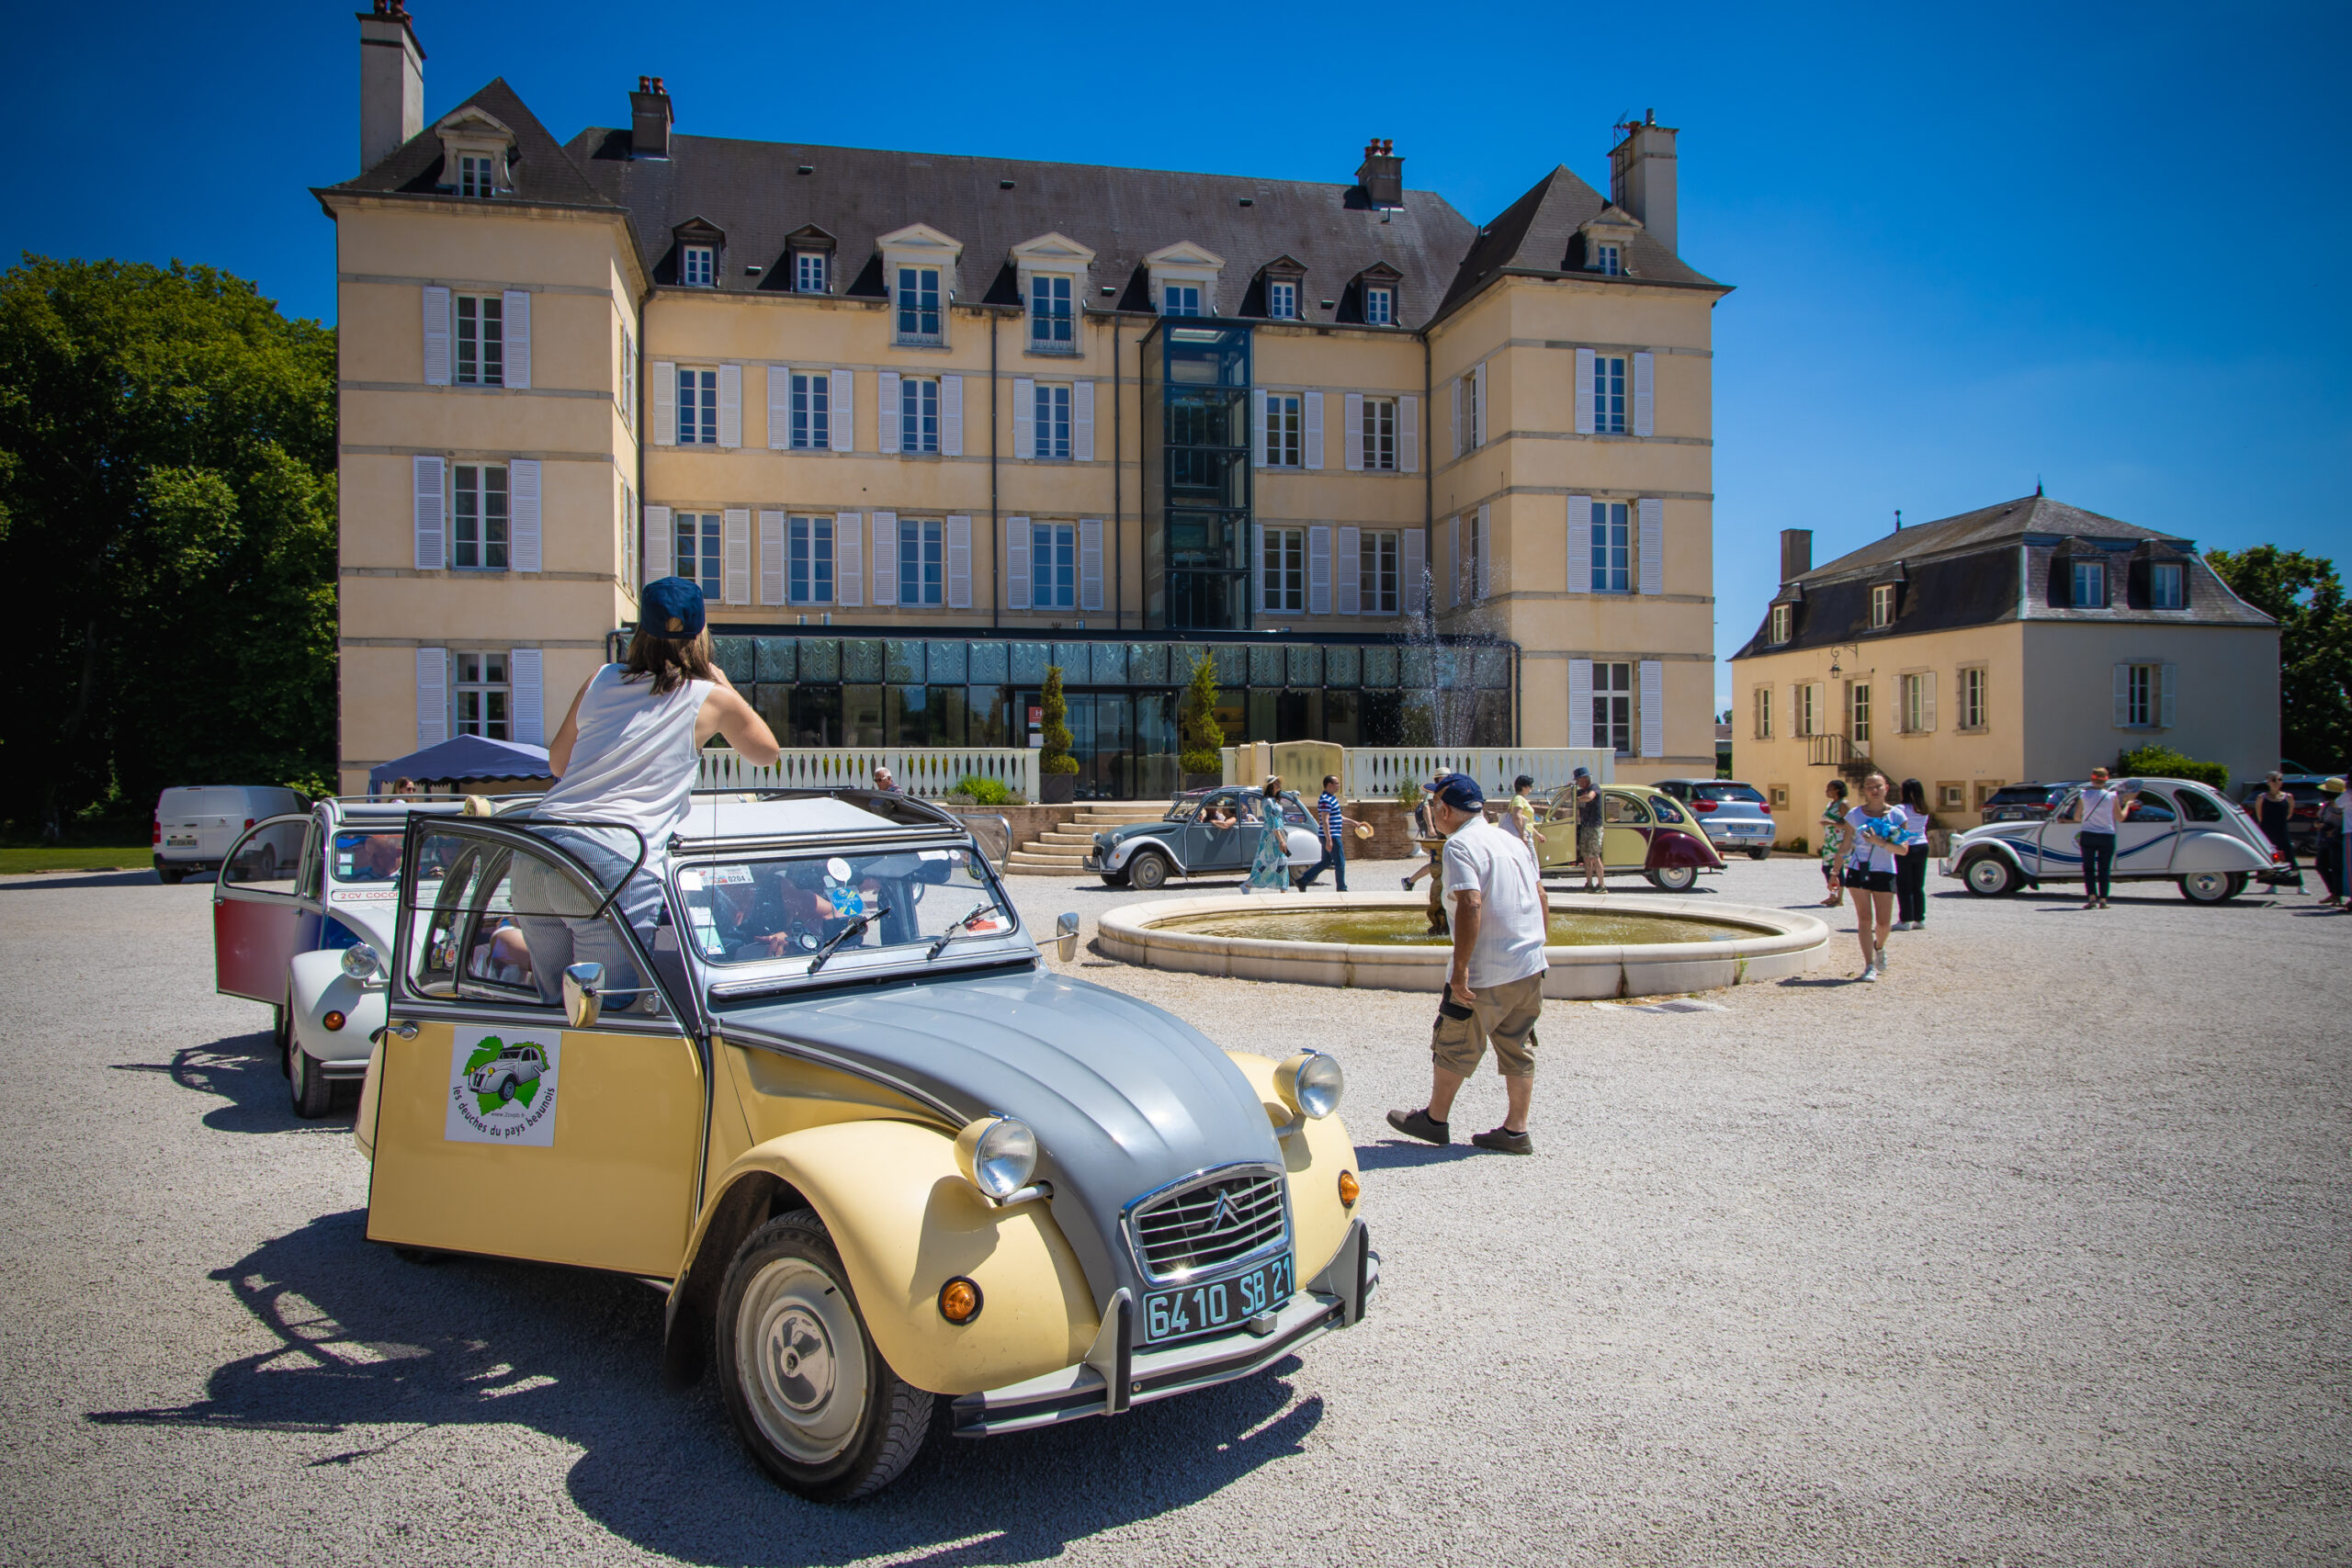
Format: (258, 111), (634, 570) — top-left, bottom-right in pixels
(1435, 166), (1726, 317)
(1786, 495), (2186, 585)
(319, 78), (619, 212)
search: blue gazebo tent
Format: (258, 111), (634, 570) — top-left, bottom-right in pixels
(367, 735), (553, 795)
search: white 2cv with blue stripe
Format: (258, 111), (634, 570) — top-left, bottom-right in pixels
(1941, 776), (2292, 904)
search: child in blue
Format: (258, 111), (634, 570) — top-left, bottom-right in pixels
(1843, 772), (1920, 982)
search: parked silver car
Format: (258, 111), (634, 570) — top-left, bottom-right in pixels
(1651, 779), (1776, 860)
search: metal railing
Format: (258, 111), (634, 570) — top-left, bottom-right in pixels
(1804, 733), (1871, 769)
(696, 747), (1039, 800)
(1343, 749), (1617, 800)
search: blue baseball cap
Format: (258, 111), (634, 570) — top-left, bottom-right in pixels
(639, 576), (706, 637)
(1433, 773), (1485, 811)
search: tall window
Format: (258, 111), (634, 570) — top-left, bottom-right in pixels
(1363, 397), (1397, 470)
(2122, 663), (2159, 728)
(899, 377), (940, 454)
(1033, 523), (1076, 609)
(2151, 561), (2186, 609)
(2072, 558), (2108, 607)
(1753, 684), (1773, 740)
(674, 513), (722, 595)
(1262, 527), (1306, 612)
(1591, 501), (1631, 592)
(1901, 672), (1935, 733)
(896, 265), (942, 343)
(451, 464), (508, 570)
(1267, 279), (1297, 320)
(458, 154), (497, 198)
(677, 367), (718, 445)
(1264, 393), (1302, 468)
(1958, 666), (1986, 729)
(455, 295), (503, 387)
(1361, 530), (1399, 614)
(1593, 354), (1627, 434)
(619, 323), (637, 429)
(1463, 367), (1483, 447)
(1593, 662), (1633, 755)
(1034, 383), (1071, 458)
(789, 371), (830, 449)
(454, 652), (510, 739)
(1364, 287), (1394, 326)
(1871, 583), (1896, 628)
(794, 251), (828, 294)
(898, 519), (944, 606)
(1161, 283), (1202, 316)
(681, 245), (716, 288)
(1592, 243), (1622, 276)
(1795, 682), (1820, 738)
(1849, 681), (1871, 744)
(789, 516), (834, 604)
(1029, 275), (1073, 348)
(1770, 603), (1792, 644)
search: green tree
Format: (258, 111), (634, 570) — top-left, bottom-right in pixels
(0, 256), (338, 835)
(1038, 665), (1078, 774)
(1178, 654), (1225, 775)
(2205, 545), (2350, 768)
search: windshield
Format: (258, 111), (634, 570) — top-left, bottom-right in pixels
(675, 845), (1013, 966)
(1690, 784), (1765, 805)
(333, 828), (408, 883)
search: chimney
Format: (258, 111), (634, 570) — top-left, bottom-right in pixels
(1780, 528), (1813, 583)
(1355, 137), (1403, 209)
(630, 76), (673, 159)
(1608, 108), (1679, 254)
(356, 1), (424, 173)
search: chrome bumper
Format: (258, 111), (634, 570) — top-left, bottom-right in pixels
(949, 1219), (1375, 1438)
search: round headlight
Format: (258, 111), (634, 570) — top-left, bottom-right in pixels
(955, 1114), (1038, 1201)
(341, 943), (383, 981)
(1275, 1051), (1345, 1121)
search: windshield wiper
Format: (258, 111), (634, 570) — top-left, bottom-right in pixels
(927, 898), (1006, 961)
(806, 906), (889, 976)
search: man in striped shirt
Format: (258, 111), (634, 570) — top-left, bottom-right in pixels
(1298, 773), (1366, 892)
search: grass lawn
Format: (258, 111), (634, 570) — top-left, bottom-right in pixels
(0, 845), (155, 875)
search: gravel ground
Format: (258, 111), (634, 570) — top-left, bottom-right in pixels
(0, 853), (2345, 1566)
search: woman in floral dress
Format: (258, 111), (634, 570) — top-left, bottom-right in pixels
(1818, 777), (1849, 908)
(1244, 777), (1295, 894)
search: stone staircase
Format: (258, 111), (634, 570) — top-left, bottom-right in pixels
(1002, 802), (1167, 875)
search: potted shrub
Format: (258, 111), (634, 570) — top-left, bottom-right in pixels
(1178, 654), (1226, 791)
(1038, 666), (1079, 804)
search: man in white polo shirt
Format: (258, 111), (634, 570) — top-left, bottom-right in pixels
(1387, 773), (1550, 1155)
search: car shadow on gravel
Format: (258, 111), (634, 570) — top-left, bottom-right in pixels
(1355, 1139), (1480, 1169)
(107, 1031), (353, 1135)
(0, 869), (165, 891)
(88, 1210), (1326, 1565)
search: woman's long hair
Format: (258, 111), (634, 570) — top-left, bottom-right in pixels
(620, 626), (717, 695)
(1900, 778), (1927, 809)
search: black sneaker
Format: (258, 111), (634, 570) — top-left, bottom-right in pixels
(1471, 1126), (1533, 1156)
(1385, 1107), (1451, 1145)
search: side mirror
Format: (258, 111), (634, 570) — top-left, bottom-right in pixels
(562, 963), (605, 1029)
(1054, 912), (1080, 964)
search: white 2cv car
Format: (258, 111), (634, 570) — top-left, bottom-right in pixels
(1941, 775), (2293, 904)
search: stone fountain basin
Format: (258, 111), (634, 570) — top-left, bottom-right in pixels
(1096, 893), (1832, 1000)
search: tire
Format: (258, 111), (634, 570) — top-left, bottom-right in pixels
(2178, 871), (2246, 905)
(274, 1002), (293, 1077)
(1646, 864), (1699, 893)
(290, 1043), (334, 1119)
(258, 847), (277, 880)
(717, 1210), (933, 1503)
(1746, 847), (1770, 862)
(1128, 851), (1171, 892)
(1098, 874), (1129, 887)
(156, 865), (184, 886)
(1962, 855), (2018, 897)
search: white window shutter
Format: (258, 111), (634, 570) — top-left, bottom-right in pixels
(2160, 662), (2177, 727)
(1568, 659), (1593, 749)
(945, 514), (972, 609)
(1471, 362), (1487, 447)
(723, 508), (752, 605)
(422, 287), (450, 386)
(412, 455), (445, 570)
(1080, 519), (1103, 611)
(651, 361), (677, 446)
(1073, 379), (1094, 460)
(1566, 495), (1591, 593)
(830, 369), (854, 451)
(1638, 497), (1664, 594)
(718, 363), (742, 448)
(1012, 378), (1035, 458)
(1574, 348), (1596, 434)
(502, 290), (531, 389)
(834, 513), (863, 606)
(767, 365), (791, 449)
(1633, 351), (1655, 437)
(1448, 515), (1461, 606)
(2113, 662), (2131, 727)
(508, 458), (541, 572)
(1399, 394), (1419, 473)
(1451, 377), (1464, 457)
(414, 647), (448, 747)
(643, 504), (671, 582)
(1401, 526), (1425, 614)
(1251, 389), (1269, 467)
(1336, 525), (1360, 615)
(941, 374), (964, 457)
(871, 513), (897, 605)
(758, 511), (785, 605)
(1923, 671), (1939, 733)
(1475, 504), (1491, 601)
(1308, 525), (1331, 615)
(1006, 517), (1031, 610)
(877, 371), (901, 454)
(1343, 391), (1364, 470)
(1303, 391), (1325, 470)
(509, 648), (544, 745)
(1640, 660), (1665, 758)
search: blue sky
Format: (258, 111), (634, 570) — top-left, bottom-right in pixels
(11, 2), (2345, 705)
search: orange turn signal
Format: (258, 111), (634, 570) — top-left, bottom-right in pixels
(322, 1010), (347, 1032)
(1337, 1169), (1360, 1206)
(938, 1277), (983, 1325)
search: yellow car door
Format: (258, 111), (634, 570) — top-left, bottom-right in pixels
(1600, 789), (1653, 870)
(364, 819), (707, 1280)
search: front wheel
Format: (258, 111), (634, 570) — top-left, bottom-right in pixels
(1128, 850), (1171, 892)
(1099, 873), (1129, 887)
(1746, 847), (1771, 862)
(274, 1002), (292, 1077)
(290, 1044), (334, 1118)
(1646, 864), (1699, 893)
(717, 1211), (933, 1503)
(2178, 871), (2247, 904)
(1962, 855), (2018, 897)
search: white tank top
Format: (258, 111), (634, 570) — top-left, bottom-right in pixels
(534, 665), (713, 852)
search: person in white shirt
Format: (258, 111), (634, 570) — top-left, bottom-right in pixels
(1844, 771), (1918, 981)
(2064, 765), (2134, 910)
(1387, 773), (1550, 1155)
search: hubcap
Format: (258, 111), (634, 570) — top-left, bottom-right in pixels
(735, 1256), (867, 1464)
(1968, 860), (2006, 893)
(2187, 873), (2225, 899)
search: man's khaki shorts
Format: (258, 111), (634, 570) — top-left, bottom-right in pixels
(1430, 971), (1545, 1079)
(1577, 824), (1605, 859)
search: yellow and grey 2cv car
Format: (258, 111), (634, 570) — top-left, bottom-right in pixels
(352, 788), (1374, 1500)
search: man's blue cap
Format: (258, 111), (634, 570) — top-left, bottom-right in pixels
(639, 576), (707, 638)
(1573, 766), (1591, 779)
(1433, 773), (1485, 811)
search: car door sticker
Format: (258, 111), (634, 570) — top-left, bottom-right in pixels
(446, 1025), (561, 1147)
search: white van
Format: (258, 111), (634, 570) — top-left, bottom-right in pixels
(154, 785), (307, 884)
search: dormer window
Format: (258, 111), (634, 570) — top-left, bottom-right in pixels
(1870, 583), (1895, 628)
(1268, 279), (1297, 320)
(1146, 241), (1225, 320)
(1364, 287), (1394, 325)
(1770, 604), (1792, 645)
(1162, 284), (1202, 316)
(433, 104), (516, 202)
(1010, 233), (1093, 356)
(1029, 275), (1073, 348)
(458, 154), (498, 198)
(1592, 244), (1623, 276)
(897, 267), (942, 342)
(2072, 559), (2109, 608)
(681, 246), (715, 288)
(795, 251), (828, 293)
(2152, 560), (2186, 609)
(876, 224), (964, 348)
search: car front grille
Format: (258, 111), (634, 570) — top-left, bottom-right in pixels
(1126, 1166), (1287, 1281)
